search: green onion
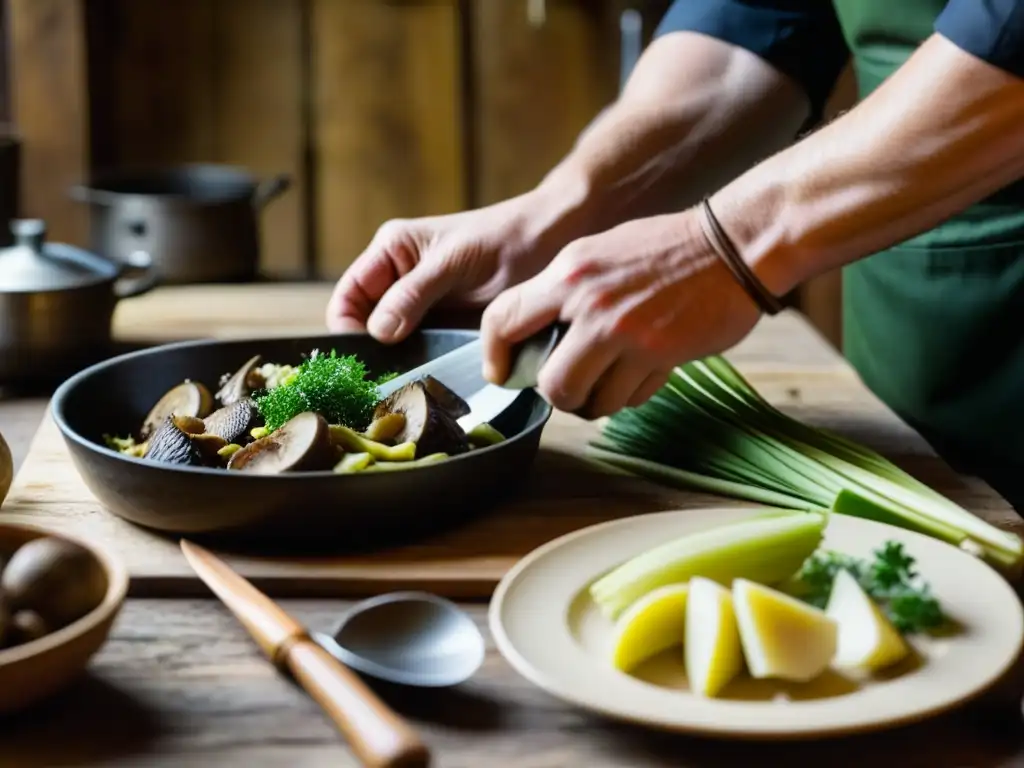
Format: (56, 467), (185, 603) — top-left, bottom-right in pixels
(592, 356), (1023, 575)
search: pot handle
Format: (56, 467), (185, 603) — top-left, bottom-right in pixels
(68, 183), (93, 203)
(113, 250), (159, 299)
(253, 174), (291, 209)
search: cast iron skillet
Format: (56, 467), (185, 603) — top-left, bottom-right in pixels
(51, 330), (552, 553)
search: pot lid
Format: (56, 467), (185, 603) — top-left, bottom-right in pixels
(0, 219), (116, 292)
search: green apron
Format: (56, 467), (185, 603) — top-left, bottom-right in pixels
(831, 0), (1024, 510)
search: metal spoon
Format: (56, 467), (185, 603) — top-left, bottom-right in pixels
(314, 592), (486, 688)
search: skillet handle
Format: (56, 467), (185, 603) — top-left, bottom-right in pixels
(283, 638), (431, 768)
(501, 323), (568, 390)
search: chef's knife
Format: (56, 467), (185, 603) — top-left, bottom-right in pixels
(179, 540), (431, 768)
(376, 324), (566, 432)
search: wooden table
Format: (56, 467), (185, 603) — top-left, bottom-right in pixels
(1, 284), (1022, 767)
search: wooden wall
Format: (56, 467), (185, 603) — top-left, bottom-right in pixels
(6, 0), (91, 246)
(5, 0), (846, 346)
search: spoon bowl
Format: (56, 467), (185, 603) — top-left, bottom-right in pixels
(315, 592), (486, 688)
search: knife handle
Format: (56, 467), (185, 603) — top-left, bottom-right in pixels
(502, 322), (568, 390)
(284, 638), (431, 768)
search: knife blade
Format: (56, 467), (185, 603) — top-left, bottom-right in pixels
(179, 540), (430, 768)
(376, 324), (565, 431)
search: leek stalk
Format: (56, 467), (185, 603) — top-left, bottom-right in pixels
(592, 356), (1023, 575)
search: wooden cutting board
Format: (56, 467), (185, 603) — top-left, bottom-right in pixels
(2, 288), (1017, 598)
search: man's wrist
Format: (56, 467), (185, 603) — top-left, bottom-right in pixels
(707, 169), (811, 298)
(525, 161), (602, 250)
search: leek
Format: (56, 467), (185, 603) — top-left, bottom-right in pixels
(590, 510), (827, 619)
(592, 356), (1023, 575)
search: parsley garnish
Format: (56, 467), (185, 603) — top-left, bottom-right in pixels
(797, 541), (944, 634)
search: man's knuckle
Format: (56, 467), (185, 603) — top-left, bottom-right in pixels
(481, 296), (514, 337)
(385, 280), (425, 312)
(375, 219), (408, 242)
(556, 243), (600, 284)
(538, 370), (575, 412)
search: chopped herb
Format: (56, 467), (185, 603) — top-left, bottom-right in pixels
(797, 540), (944, 634)
(253, 349), (395, 433)
(103, 434), (137, 452)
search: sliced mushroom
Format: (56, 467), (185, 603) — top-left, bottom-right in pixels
(144, 418), (203, 466)
(173, 414), (206, 435)
(192, 433), (229, 465)
(141, 381), (214, 440)
(216, 354), (263, 406)
(203, 398), (261, 443)
(420, 375), (471, 419)
(375, 381), (471, 458)
(227, 412), (333, 474)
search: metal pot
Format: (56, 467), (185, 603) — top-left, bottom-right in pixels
(69, 164), (290, 285)
(0, 219), (156, 385)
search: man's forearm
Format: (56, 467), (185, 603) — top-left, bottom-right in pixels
(712, 34), (1024, 297)
(533, 32), (811, 241)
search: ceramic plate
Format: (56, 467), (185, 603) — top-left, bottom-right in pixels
(489, 507), (1024, 739)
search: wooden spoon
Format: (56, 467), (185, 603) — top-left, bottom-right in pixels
(179, 539), (430, 768)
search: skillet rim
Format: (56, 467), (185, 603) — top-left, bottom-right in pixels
(50, 330), (553, 481)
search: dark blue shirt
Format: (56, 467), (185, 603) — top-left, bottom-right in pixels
(654, 0), (1024, 123)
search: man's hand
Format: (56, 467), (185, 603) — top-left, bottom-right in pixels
(326, 30), (807, 344)
(480, 209), (761, 417)
(325, 189), (586, 342)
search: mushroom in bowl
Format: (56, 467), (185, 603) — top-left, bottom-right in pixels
(103, 348), (508, 476)
(0, 523), (128, 714)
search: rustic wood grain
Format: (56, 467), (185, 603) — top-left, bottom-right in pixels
(0, 598), (1020, 768)
(312, 0), (465, 278)
(471, 0), (617, 204)
(86, 0), (306, 277)
(208, 0), (307, 279)
(6, 0), (90, 246)
(4, 286), (1014, 597)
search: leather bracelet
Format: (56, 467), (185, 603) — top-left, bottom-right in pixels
(698, 197), (784, 316)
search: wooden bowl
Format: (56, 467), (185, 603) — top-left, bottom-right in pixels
(0, 521), (129, 714)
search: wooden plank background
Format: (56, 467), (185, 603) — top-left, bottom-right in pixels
(3, 0), (848, 346)
(312, 0), (464, 278)
(6, 0), (90, 246)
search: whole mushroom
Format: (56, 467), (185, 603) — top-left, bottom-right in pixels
(8, 610), (48, 646)
(1, 536), (107, 630)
